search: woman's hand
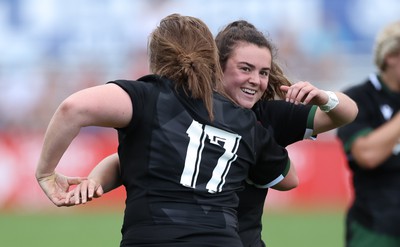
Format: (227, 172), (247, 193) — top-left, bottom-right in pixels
(280, 81), (329, 106)
(65, 178), (104, 206)
(37, 172), (85, 207)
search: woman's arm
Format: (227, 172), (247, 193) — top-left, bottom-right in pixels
(66, 153), (122, 205)
(351, 112), (400, 169)
(313, 91), (359, 134)
(36, 84), (132, 206)
(281, 82), (358, 134)
(89, 153), (122, 193)
(271, 161), (299, 191)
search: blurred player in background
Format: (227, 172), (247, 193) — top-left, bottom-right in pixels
(337, 20), (400, 247)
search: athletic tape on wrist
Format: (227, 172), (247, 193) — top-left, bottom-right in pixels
(319, 91), (339, 112)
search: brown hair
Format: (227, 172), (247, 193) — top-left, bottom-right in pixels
(148, 13), (223, 120)
(215, 20), (291, 100)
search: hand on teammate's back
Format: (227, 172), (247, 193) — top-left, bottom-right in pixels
(65, 178), (104, 206)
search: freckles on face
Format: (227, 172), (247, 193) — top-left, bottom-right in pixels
(222, 43), (272, 109)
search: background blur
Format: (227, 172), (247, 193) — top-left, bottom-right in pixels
(0, 0), (399, 246)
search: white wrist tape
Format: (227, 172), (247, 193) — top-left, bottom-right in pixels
(319, 91), (339, 112)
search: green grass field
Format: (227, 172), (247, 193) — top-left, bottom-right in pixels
(262, 209), (345, 247)
(0, 208), (345, 247)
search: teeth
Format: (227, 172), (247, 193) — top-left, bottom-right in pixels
(241, 88), (256, 95)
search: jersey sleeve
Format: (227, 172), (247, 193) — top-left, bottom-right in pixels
(246, 123), (291, 188)
(337, 88), (374, 153)
(254, 100), (317, 147)
(107, 79), (153, 132)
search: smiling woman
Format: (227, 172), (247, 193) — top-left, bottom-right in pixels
(221, 42), (272, 109)
(214, 19), (358, 247)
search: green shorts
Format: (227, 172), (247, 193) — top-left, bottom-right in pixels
(347, 220), (400, 247)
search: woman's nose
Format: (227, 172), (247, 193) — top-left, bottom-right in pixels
(248, 72), (260, 85)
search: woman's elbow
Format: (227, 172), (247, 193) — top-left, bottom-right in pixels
(347, 103), (359, 124)
(57, 96), (92, 127)
(272, 175), (299, 191)
(340, 100), (359, 125)
(283, 176), (299, 191)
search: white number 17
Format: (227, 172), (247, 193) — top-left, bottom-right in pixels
(180, 120), (241, 193)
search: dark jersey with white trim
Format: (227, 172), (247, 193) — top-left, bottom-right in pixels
(238, 100), (316, 247)
(110, 75), (290, 246)
(337, 74), (400, 236)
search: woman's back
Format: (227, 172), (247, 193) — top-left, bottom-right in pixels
(114, 75), (288, 246)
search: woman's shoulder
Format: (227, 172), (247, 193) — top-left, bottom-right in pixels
(109, 74), (172, 91)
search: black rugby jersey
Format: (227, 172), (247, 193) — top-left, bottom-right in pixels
(109, 75), (290, 246)
(238, 100), (316, 247)
(337, 73), (400, 236)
